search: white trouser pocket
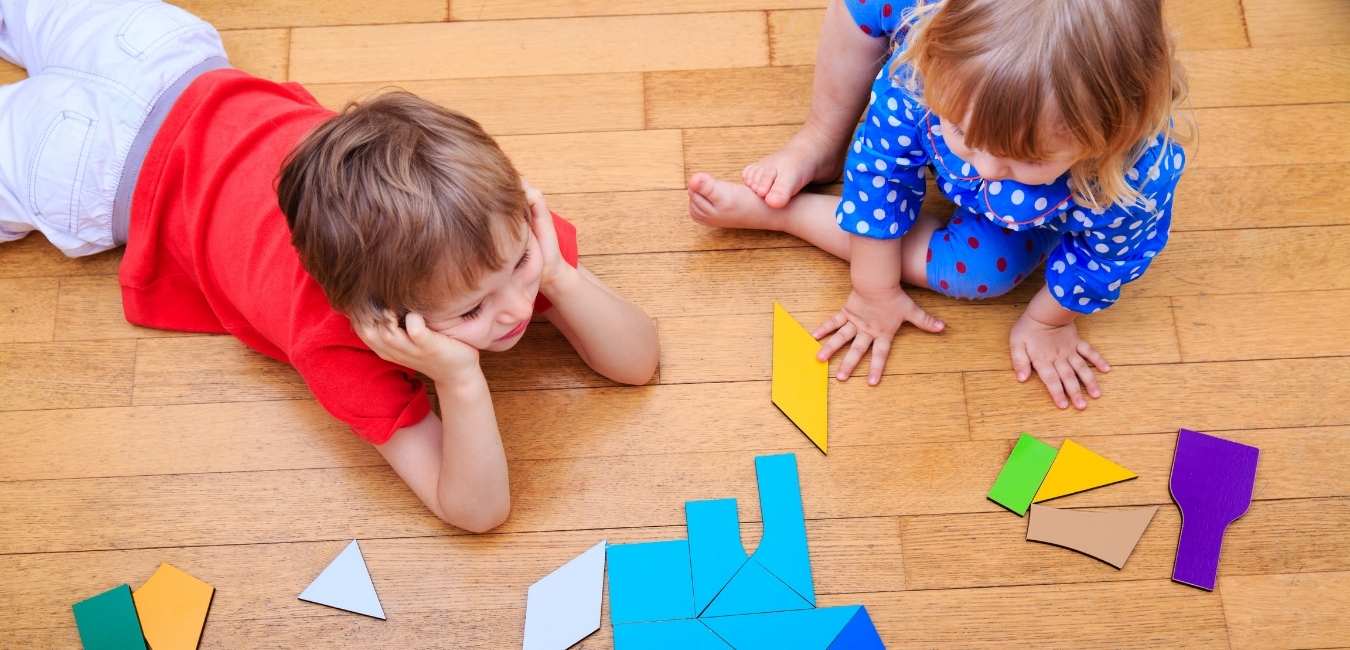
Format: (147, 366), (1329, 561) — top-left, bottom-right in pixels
(27, 109), (95, 233)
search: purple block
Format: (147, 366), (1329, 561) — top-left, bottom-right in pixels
(1168, 428), (1259, 591)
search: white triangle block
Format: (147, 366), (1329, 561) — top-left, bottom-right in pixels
(298, 540), (386, 620)
(523, 540), (606, 650)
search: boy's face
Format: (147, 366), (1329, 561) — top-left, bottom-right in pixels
(418, 222), (543, 352)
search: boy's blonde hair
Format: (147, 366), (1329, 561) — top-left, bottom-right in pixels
(277, 91), (528, 323)
(894, 0), (1189, 208)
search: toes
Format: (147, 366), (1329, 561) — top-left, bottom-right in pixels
(764, 171), (802, 209)
(744, 163), (775, 198)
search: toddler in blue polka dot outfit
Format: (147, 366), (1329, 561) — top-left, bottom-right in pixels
(688, 0), (1189, 410)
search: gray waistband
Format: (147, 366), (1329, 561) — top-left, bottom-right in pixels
(112, 56), (230, 246)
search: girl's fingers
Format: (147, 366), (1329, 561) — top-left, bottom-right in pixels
(1077, 341), (1111, 372)
(813, 311), (848, 340)
(1056, 359), (1086, 410)
(868, 335), (892, 385)
(1036, 363), (1070, 409)
(906, 304), (946, 333)
(1010, 343), (1032, 382)
(1069, 355), (1100, 398)
(818, 321), (857, 363)
(838, 332), (871, 381)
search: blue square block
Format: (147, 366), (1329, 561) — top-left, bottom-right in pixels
(607, 540), (696, 625)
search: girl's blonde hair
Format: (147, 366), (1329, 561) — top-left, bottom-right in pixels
(893, 0), (1190, 209)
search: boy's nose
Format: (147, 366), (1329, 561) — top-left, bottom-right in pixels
(499, 287), (534, 322)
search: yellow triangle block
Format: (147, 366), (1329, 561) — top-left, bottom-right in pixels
(1033, 439), (1137, 502)
(133, 563), (214, 650)
(770, 303), (828, 453)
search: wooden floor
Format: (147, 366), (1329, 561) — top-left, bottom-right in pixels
(2, 1), (1349, 647)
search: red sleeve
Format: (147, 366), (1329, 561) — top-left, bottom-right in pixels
(291, 318), (432, 445)
(533, 211), (580, 314)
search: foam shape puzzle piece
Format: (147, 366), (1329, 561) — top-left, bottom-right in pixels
(771, 302), (829, 454)
(523, 540), (606, 650)
(749, 453), (816, 606)
(132, 563), (215, 650)
(1032, 439), (1137, 503)
(702, 605), (863, 650)
(1169, 428), (1259, 591)
(607, 540), (696, 625)
(828, 606), (885, 650)
(687, 499), (749, 614)
(987, 433), (1058, 516)
(1026, 504), (1159, 569)
(702, 558), (813, 618)
(613, 619), (731, 649)
(72, 584), (147, 650)
(298, 540), (386, 619)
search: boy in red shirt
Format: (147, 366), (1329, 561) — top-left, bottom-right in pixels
(0, 0), (658, 532)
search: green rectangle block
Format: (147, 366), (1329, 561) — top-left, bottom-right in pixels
(988, 433), (1058, 516)
(72, 584), (147, 650)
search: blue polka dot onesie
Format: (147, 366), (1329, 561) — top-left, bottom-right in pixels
(838, 0), (1185, 313)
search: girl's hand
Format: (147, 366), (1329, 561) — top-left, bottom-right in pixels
(1009, 312), (1111, 410)
(353, 311), (481, 384)
(812, 285), (945, 384)
(523, 181), (565, 291)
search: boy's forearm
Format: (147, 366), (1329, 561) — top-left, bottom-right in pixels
(433, 368), (510, 532)
(541, 265), (659, 385)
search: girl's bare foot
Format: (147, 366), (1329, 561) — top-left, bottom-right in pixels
(688, 172), (782, 231)
(742, 124), (846, 209)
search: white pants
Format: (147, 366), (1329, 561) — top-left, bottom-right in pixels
(0, 0), (226, 257)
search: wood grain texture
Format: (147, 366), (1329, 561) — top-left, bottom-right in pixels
(0, 235), (120, 279)
(289, 13), (769, 83)
(966, 359), (1350, 439)
(170, 0), (446, 30)
(498, 130), (685, 194)
(1173, 290), (1350, 362)
(219, 28), (289, 81)
(1244, 0), (1350, 47)
(0, 341), (135, 410)
(306, 73), (644, 136)
(54, 275), (187, 341)
(1220, 571), (1350, 650)
(0, 277), (58, 343)
(1172, 164), (1350, 231)
(1182, 46), (1350, 108)
(452, 0), (821, 20)
(0, 60), (24, 84)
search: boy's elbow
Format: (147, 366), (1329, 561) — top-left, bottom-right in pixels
(613, 341), (660, 386)
(435, 494), (511, 534)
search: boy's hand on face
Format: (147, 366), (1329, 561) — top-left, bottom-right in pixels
(813, 285), (945, 385)
(354, 311), (481, 384)
(523, 182), (567, 293)
(1009, 311), (1110, 410)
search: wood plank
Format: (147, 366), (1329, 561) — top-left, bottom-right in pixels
(169, 0), (445, 30)
(1221, 571), (1350, 650)
(54, 275), (189, 341)
(306, 73), (644, 136)
(454, 0), (820, 20)
(1244, 0), (1350, 48)
(0, 516), (900, 632)
(1173, 290), (1350, 362)
(0, 340), (134, 411)
(966, 358), (1350, 440)
(0, 235), (121, 279)
(132, 336), (313, 406)
(549, 189), (801, 255)
(289, 13), (768, 84)
(1182, 46), (1350, 108)
(822, 580), (1229, 648)
(499, 130), (684, 194)
(2, 428), (1342, 553)
(0, 277), (58, 343)
(768, 1), (1248, 67)
(646, 65), (813, 129)
(658, 297), (1180, 384)
(1172, 164), (1350, 231)
(0, 60), (24, 84)
(1133, 226), (1350, 298)
(901, 498), (1350, 590)
(219, 29), (289, 81)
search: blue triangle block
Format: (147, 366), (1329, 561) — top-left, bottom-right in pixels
(686, 498), (749, 614)
(298, 540), (385, 619)
(702, 558), (812, 618)
(827, 606), (885, 649)
(702, 606), (861, 650)
(607, 540), (696, 625)
(614, 619), (731, 649)
(750, 454), (816, 605)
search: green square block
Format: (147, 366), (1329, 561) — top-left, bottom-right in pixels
(988, 433), (1057, 516)
(72, 584), (147, 650)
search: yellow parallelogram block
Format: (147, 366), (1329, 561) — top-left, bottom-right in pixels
(133, 563), (215, 650)
(771, 303), (828, 453)
(1032, 439), (1137, 502)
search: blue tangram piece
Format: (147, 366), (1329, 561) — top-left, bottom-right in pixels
(614, 619), (731, 649)
(607, 540), (696, 625)
(298, 540), (385, 619)
(702, 558), (812, 618)
(687, 499), (748, 614)
(702, 606), (862, 649)
(750, 454), (815, 605)
(827, 606), (885, 649)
